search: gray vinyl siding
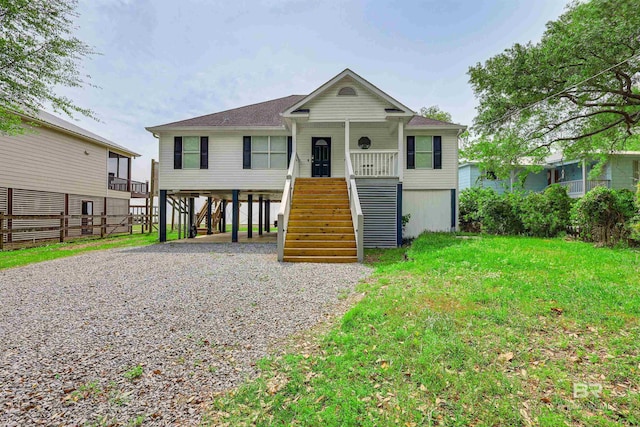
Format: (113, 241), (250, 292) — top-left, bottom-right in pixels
(357, 178), (398, 248)
(11, 188), (64, 241)
(158, 131), (289, 192)
(0, 124), (117, 198)
(303, 76), (394, 122)
(403, 129), (459, 190)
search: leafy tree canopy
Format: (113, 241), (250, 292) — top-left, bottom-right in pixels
(467, 0), (640, 171)
(419, 105), (453, 123)
(0, 0), (96, 134)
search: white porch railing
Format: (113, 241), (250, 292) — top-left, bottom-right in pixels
(345, 153), (364, 262)
(277, 153), (299, 261)
(350, 150), (399, 177)
(557, 179), (610, 196)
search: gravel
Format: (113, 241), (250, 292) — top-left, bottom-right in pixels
(0, 242), (371, 425)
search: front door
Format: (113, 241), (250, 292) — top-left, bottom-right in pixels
(312, 137), (331, 177)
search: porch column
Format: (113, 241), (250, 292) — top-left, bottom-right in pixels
(344, 119), (350, 173)
(247, 194), (253, 239)
(159, 190), (167, 242)
(188, 197), (195, 238)
(221, 199), (227, 233)
(258, 196), (263, 236)
(265, 199), (270, 233)
(582, 159), (587, 196)
(292, 120), (297, 155)
(232, 190), (239, 242)
(398, 120), (404, 181)
(206, 197), (213, 235)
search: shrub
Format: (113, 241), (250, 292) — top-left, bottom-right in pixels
(519, 185), (572, 237)
(459, 187), (497, 232)
(571, 187), (637, 246)
(479, 191), (523, 235)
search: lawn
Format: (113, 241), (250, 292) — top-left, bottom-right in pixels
(0, 229), (178, 270)
(206, 233), (640, 426)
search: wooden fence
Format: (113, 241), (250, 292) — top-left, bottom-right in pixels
(0, 212), (154, 250)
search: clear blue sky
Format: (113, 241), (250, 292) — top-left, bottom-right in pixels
(59, 0), (569, 181)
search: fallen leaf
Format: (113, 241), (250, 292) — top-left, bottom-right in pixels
(498, 352), (514, 362)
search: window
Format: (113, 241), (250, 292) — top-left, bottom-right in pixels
(173, 136), (208, 169)
(182, 136), (200, 169)
(338, 86), (357, 96)
(415, 136), (433, 169)
(108, 152), (130, 191)
(251, 136), (287, 169)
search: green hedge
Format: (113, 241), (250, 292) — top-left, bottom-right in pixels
(459, 185), (639, 246)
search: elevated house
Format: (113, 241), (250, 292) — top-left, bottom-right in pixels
(0, 111), (147, 246)
(147, 69), (466, 262)
(459, 152), (640, 197)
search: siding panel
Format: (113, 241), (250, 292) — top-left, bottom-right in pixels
(107, 198), (130, 234)
(68, 194), (104, 237)
(402, 189), (452, 237)
(12, 189), (64, 241)
(304, 76), (395, 122)
(403, 130), (458, 190)
(0, 124), (110, 197)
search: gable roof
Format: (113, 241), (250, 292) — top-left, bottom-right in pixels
(147, 95), (305, 131)
(282, 68), (415, 117)
(26, 111), (140, 157)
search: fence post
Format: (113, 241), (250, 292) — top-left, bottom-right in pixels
(101, 212), (106, 238)
(59, 211), (65, 243)
(130, 214), (134, 235)
(0, 211), (4, 250)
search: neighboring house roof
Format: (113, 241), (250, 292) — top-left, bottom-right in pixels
(147, 95), (306, 131)
(147, 69), (467, 132)
(25, 110), (140, 157)
(545, 151), (640, 165)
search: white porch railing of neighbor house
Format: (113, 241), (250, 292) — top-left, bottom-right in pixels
(277, 153), (299, 261)
(557, 179), (610, 196)
(350, 150), (399, 177)
(345, 152), (364, 262)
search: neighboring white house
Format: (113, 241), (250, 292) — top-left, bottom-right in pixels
(147, 69), (466, 262)
(0, 111), (145, 246)
(459, 151), (640, 198)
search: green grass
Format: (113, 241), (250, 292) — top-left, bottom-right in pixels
(0, 229), (178, 270)
(206, 233), (640, 426)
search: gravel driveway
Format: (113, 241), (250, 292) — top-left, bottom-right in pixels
(0, 242), (371, 426)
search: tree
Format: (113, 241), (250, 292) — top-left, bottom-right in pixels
(467, 0), (640, 168)
(0, 0), (96, 134)
(419, 105), (453, 123)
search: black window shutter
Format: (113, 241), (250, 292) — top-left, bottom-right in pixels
(433, 136), (442, 169)
(406, 136), (415, 169)
(200, 136), (209, 169)
(174, 136), (183, 169)
(287, 136), (293, 167)
(243, 136), (251, 169)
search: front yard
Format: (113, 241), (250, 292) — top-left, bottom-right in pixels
(208, 234), (640, 426)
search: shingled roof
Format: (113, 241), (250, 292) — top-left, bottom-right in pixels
(148, 95), (306, 130)
(147, 94), (464, 131)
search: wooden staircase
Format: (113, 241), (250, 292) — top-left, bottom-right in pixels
(284, 178), (358, 263)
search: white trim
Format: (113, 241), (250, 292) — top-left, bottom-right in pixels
(282, 69), (416, 117)
(146, 126), (288, 133)
(405, 124), (467, 131)
(398, 120), (404, 182)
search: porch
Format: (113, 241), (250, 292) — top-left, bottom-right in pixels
(556, 179), (611, 198)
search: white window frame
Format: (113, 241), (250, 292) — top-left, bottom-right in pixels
(182, 136), (201, 170)
(251, 136), (287, 170)
(415, 135), (433, 169)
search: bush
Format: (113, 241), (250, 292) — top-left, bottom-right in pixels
(519, 185), (572, 237)
(479, 192), (523, 235)
(459, 187), (497, 232)
(571, 187), (637, 246)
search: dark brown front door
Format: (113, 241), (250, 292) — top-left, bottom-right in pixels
(312, 137), (331, 177)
